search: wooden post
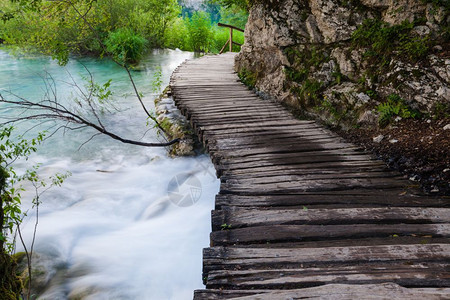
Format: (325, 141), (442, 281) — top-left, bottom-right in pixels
(218, 23), (244, 54)
(229, 27), (233, 52)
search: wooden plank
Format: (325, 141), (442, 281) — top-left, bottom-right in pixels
(220, 171), (400, 184)
(218, 149), (369, 163)
(205, 131), (342, 144)
(205, 263), (450, 289)
(193, 289), (267, 300)
(218, 161), (389, 176)
(203, 244), (450, 270)
(213, 138), (358, 152)
(214, 237), (450, 249)
(194, 283), (450, 300)
(214, 194), (450, 209)
(210, 224), (450, 245)
(220, 180), (408, 195)
(212, 207), (450, 230)
(198, 120), (320, 131)
(219, 156), (384, 171)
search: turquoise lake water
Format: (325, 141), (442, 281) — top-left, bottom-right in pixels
(0, 48), (219, 299)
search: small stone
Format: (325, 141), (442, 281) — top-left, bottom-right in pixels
(434, 45), (443, 51)
(443, 124), (450, 130)
(394, 116), (402, 122)
(444, 169), (450, 173)
(389, 139), (398, 144)
(426, 119), (432, 124)
(412, 25), (430, 37)
(358, 110), (378, 126)
(430, 186), (440, 193)
(356, 92), (370, 103)
(373, 135), (384, 143)
(409, 175), (420, 182)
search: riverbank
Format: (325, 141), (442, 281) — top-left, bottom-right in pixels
(154, 87), (200, 156)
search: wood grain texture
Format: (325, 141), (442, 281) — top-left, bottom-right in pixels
(170, 53), (450, 299)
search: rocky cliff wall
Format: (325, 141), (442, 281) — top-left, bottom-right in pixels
(236, 0), (449, 128)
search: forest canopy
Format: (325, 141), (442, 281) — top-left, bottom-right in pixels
(0, 0), (249, 64)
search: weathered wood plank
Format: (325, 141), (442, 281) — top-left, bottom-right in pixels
(205, 263), (450, 289)
(214, 194), (450, 209)
(218, 161), (390, 177)
(220, 171), (400, 185)
(210, 224), (450, 245)
(203, 244), (450, 270)
(220, 179), (409, 194)
(170, 53), (450, 296)
(218, 237), (450, 249)
(194, 283), (450, 300)
(211, 207), (450, 230)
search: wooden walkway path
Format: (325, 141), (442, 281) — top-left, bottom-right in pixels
(170, 53), (450, 299)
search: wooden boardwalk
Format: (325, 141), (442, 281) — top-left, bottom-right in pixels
(170, 53), (450, 299)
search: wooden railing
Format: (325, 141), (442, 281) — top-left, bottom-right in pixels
(218, 23), (244, 54)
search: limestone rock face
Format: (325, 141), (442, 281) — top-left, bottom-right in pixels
(235, 0), (449, 128)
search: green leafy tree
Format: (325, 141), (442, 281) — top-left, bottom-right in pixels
(218, 4), (248, 29)
(105, 27), (147, 65)
(208, 0), (251, 11)
(187, 11), (214, 52)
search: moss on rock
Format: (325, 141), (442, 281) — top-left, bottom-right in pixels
(0, 251), (23, 300)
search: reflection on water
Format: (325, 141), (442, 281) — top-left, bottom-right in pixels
(0, 48), (219, 299)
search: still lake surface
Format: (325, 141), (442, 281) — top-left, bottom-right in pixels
(0, 48), (219, 299)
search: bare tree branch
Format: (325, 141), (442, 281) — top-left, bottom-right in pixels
(0, 92), (180, 148)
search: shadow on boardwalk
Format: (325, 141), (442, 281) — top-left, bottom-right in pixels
(170, 53), (450, 299)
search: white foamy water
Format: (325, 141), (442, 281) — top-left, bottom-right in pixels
(0, 49), (219, 299)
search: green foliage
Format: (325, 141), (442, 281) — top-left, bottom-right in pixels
(377, 94), (421, 126)
(220, 223), (232, 230)
(285, 67), (309, 83)
(0, 251), (22, 300)
(151, 67), (163, 94)
(0, 0), (180, 64)
(186, 11), (214, 52)
(432, 102), (450, 119)
(0, 127), (70, 251)
(164, 17), (191, 50)
(209, 0), (251, 11)
(84, 79), (113, 105)
(421, 0), (450, 11)
(105, 28), (147, 65)
(238, 68), (257, 88)
(1, 0), (248, 60)
(164, 10), (246, 53)
(366, 90), (377, 98)
(212, 26), (245, 52)
(217, 4), (248, 29)
(296, 79), (323, 106)
(284, 46), (329, 85)
(352, 18), (432, 62)
(0, 127), (43, 251)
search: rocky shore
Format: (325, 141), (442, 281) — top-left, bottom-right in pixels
(154, 88), (197, 156)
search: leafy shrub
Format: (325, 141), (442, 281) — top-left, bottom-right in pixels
(105, 28), (147, 65)
(238, 68), (257, 88)
(296, 79), (322, 106)
(164, 17), (190, 50)
(377, 94), (421, 126)
(352, 18), (431, 62)
(187, 11), (214, 52)
(432, 102), (450, 119)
